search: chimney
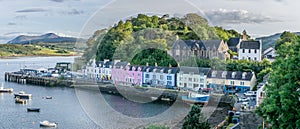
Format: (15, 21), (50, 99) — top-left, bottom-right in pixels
(146, 62), (149, 66)
(242, 30), (247, 41)
(155, 62), (158, 67)
(178, 63), (180, 67)
(169, 63), (172, 68)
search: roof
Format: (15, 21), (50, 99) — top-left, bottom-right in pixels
(172, 40), (206, 50)
(178, 67), (211, 75)
(202, 40), (222, 49)
(142, 66), (178, 74)
(207, 70), (254, 81)
(104, 61), (113, 68)
(114, 61), (129, 68)
(227, 38), (241, 47)
(240, 41), (261, 49)
(263, 47), (275, 55)
(96, 61), (104, 67)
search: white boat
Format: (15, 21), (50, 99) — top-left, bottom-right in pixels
(40, 120), (57, 127)
(0, 83), (13, 93)
(15, 97), (27, 104)
(150, 96), (158, 101)
(181, 92), (210, 104)
(14, 91), (32, 99)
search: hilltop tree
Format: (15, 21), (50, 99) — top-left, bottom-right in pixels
(256, 32), (300, 128)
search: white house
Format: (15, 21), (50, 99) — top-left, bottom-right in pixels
(142, 66), (178, 88)
(176, 67), (211, 91)
(238, 40), (262, 61)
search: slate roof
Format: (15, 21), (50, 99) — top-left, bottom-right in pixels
(114, 61), (129, 68)
(104, 61), (113, 68)
(172, 40), (222, 50)
(240, 41), (260, 49)
(227, 38), (241, 47)
(178, 67), (211, 75)
(202, 40), (222, 49)
(142, 66), (178, 74)
(96, 61), (104, 67)
(207, 70), (254, 81)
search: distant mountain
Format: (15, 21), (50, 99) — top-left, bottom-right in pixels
(7, 33), (85, 44)
(256, 32), (300, 50)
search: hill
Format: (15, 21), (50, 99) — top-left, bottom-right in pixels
(7, 33), (85, 44)
(256, 32), (300, 50)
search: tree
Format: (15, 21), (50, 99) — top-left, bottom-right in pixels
(182, 105), (211, 129)
(256, 33), (300, 128)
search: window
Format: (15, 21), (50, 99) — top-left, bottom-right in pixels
(248, 49), (251, 53)
(193, 84), (198, 88)
(167, 81), (172, 85)
(242, 49), (245, 53)
(189, 78), (192, 81)
(200, 79), (204, 83)
(167, 76), (172, 80)
(240, 82), (245, 85)
(230, 81), (235, 85)
(194, 78), (198, 82)
(184, 83), (187, 87)
(153, 75), (156, 79)
(248, 57), (251, 60)
(200, 84), (204, 87)
(254, 57), (257, 60)
(145, 74), (149, 78)
(254, 49), (257, 53)
(160, 75), (164, 80)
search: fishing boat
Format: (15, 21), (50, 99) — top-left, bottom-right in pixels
(15, 97), (27, 104)
(40, 120), (57, 127)
(181, 92), (210, 104)
(0, 83), (13, 93)
(14, 91), (32, 99)
(27, 107), (40, 112)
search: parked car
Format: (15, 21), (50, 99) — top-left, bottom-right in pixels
(238, 97), (250, 102)
(244, 91), (257, 96)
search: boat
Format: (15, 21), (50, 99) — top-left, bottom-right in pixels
(0, 83), (13, 93)
(40, 120), (57, 127)
(27, 107), (40, 112)
(14, 91), (32, 99)
(150, 96), (158, 101)
(181, 92), (210, 104)
(45, 96), (52, 99)
(15, 97), (27, 104)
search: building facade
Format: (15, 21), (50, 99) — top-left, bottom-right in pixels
(171, 40), (229, 62)
(238, 41), (262, 61)
(142, 66), (178, 88)
(207, 71), (256, 93)
(176, 67), (211, 91)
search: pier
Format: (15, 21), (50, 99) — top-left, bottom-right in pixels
(5, 72), (74, 87)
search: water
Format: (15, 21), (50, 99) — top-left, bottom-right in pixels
(0, 56), (188, 129)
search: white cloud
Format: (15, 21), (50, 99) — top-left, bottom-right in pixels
(205, 8), (281, 25)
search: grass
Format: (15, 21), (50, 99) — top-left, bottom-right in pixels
(0, 44), (77, 57)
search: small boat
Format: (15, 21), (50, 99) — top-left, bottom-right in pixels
(0, 83), (13, 93)
(181, 92), (210, 104)
(27, 107), (40, 112)
(15, 97), (27, 104)
(45, 96), (52, 99)
(161, 97), (172, 101)
(150, 96), (158, 101)
(40, 120), (57, 127)
(14, 91), (32, 99)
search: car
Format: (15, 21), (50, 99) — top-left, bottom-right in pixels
(244, 91), (257, 96)
(238, 97), (250, 102)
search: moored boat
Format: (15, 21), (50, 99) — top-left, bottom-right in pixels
(27, 107), (40, 112)
(15, 97), (27, 104)
(181, 92), (210, 104)
(40, 120), (57, 127)
(14, 91), (32, 99)
(0, 83), (13, 93)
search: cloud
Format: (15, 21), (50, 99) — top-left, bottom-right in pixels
(14, 15), (27, 20)
(61, 9), (84, 15)
(16, 8), (48, 13)
(49, 0), (80, 2)
(205, 9), (281, 25)
(7, 22), (17, 26)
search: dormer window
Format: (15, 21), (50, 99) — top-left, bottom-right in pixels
(232, 72), (236, 78)
(168, 69), (172, 74)
(222, 71), (227, 78)
(242, 72), (247, 79)
(146, 68), (150, 72)
(153, 68), (157, 72)
(160, 69), (164, 73)
(212, 71), (217, 77)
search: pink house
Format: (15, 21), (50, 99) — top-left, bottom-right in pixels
(112, 62), (143, 86)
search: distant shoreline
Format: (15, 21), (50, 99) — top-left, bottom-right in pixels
(0, 54), (82, 59)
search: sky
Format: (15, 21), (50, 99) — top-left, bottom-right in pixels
(0, 0), (300, 43)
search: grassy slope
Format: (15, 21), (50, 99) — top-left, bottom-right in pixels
(0, 44), (76, 57)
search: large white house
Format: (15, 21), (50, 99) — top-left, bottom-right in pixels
(238, 40), (262, 61)
(176, 67), (211, 91)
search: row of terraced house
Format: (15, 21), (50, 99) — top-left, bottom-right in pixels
(82, 59), (256, 94)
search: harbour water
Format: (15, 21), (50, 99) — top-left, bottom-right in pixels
(0, 56), (189, 128)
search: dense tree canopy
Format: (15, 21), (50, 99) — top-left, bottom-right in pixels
(182, 105), (211, 129)
(256, 32), (300, 128)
